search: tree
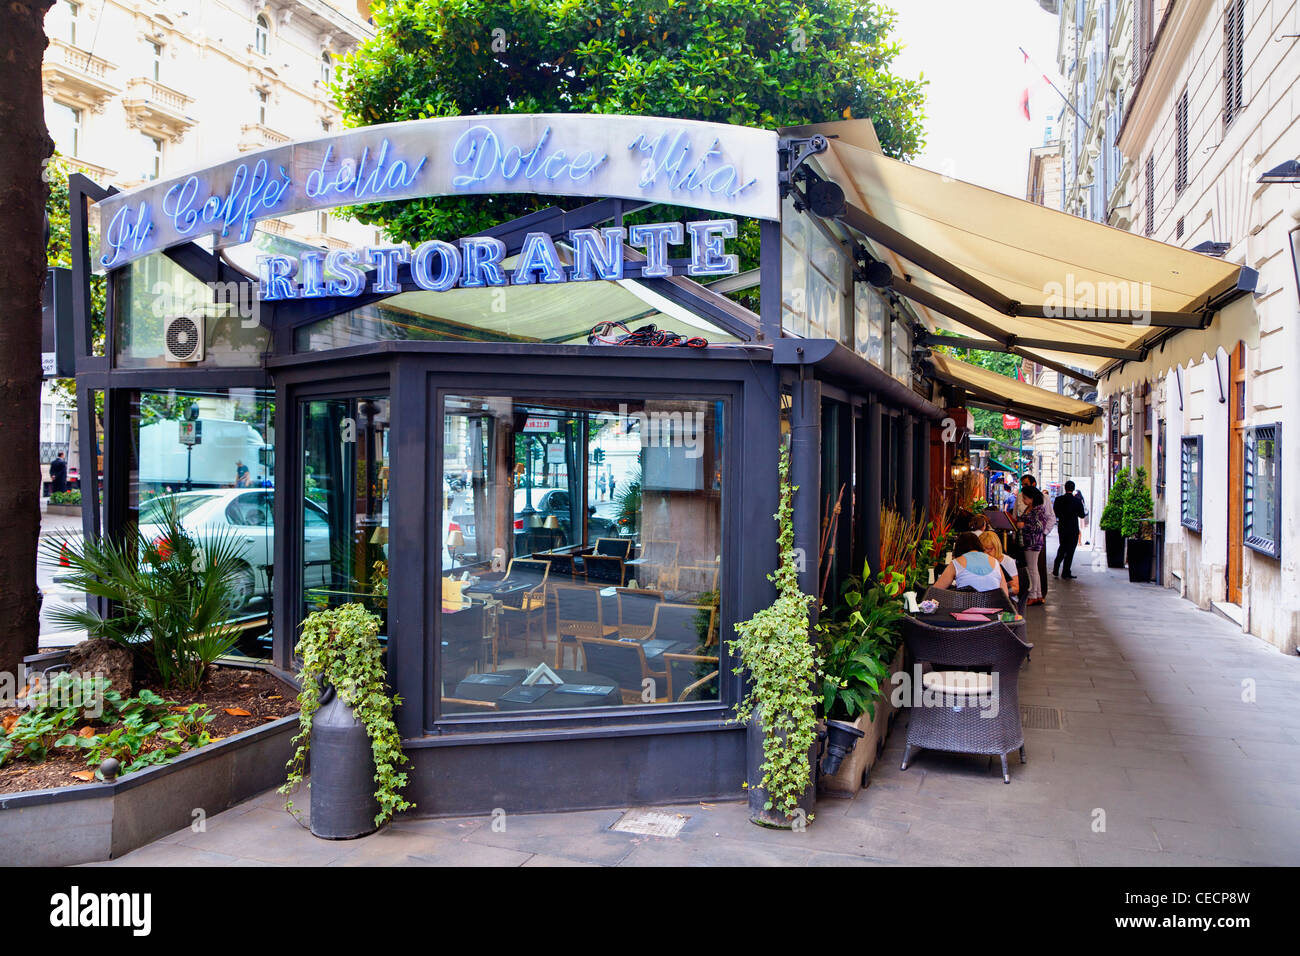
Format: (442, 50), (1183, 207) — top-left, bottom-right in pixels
(336, 0), (927, 251)
(930, 335), (1025, 463)
(0, 2), (56, 676)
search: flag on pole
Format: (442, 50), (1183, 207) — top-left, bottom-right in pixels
(1019, 48), (1057, 121)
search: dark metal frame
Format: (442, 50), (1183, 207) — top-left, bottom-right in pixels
(1243, 423), (1281, 559)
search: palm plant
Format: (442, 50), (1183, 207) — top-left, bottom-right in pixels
(40, 499), (246, 690)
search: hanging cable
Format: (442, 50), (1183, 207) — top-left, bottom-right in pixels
(587, 321), (708, 348)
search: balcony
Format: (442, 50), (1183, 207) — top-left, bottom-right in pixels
(42, 39), (119, 113)
(238, 123), (291, 152)
(121, 78), (196, 142)
(63, 157), (118, 185)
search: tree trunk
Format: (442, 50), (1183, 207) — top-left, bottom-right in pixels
(0, 5), (55, 675)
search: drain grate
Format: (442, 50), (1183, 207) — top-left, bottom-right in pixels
(610, 808), (689, 838)
(1021, 704), (1063, 730)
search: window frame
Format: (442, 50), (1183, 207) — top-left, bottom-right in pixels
(254, 14), (270, 56)
(1223, 0), (1246, 130)
(1175, 88), (1189, 195)
(1180, 434), (1203, 532)
(1243, 423), (1281, 558)
(431, 377), (737, 732)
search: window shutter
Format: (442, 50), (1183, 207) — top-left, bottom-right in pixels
(1224, 0), (1246, 127)
(1175, 89), (1189, 193)
(1144, 154), (1155, 237)
(1132, 0), (1142, 84)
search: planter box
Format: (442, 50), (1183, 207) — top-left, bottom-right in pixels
(44, 504), (81, 516)
(1104, 529), (1126, 568)
(819, 646), (904, 797)
(0, 661), (299, 866)
(1126, 538), (1155, 583)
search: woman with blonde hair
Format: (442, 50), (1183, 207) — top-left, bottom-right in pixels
(979, 531), (1019, 599)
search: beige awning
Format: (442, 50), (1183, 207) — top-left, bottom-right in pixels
(924, 353), (1102, 426)
(799, 122), (1252, 378)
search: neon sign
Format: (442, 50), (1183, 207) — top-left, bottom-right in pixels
(256, 218), (739, 301)
(95, 114), (780, 269)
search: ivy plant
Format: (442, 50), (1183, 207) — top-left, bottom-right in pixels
(728, 447), (822, 821)
(282, 603), (413, 827)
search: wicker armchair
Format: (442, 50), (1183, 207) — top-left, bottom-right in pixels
(899, 617), (1032, 783)
(922, 586), (1014, 613)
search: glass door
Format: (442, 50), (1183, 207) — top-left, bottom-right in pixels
(299, 396), (391, 638)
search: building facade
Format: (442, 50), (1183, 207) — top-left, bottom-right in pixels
(1053, 0), (1300, 652)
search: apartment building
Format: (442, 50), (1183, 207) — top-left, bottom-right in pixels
(39, 0), (378, 484)
(1047, 0), (1300, 652)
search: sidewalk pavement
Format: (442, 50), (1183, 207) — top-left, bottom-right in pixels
(100, 541), (1300, 866)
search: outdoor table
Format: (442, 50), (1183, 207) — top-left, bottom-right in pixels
(452, 668), (621, 710)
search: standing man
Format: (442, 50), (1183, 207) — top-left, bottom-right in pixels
(49, 452), (68, 495)
(1052, 480), (1086, 579)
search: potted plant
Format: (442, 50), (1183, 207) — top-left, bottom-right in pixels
(1099, 468), (1131, 569)
(282, 603), (413, 838)
(41, 499), (245, 690)
(1123, 467), (1156, 583)
(817, 563), (906, 795)
(729, 448), (822, 828)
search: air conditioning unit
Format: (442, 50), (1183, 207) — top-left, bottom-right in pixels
(163, 315), (204, 362)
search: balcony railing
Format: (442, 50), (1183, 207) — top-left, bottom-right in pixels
(121, 78), (196, 140)
(42, 39), (118, 111)
(238, 123), (291, 152)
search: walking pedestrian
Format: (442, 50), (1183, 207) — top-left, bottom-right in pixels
(49, 452), (68, 494)
(1052, 480), (1087, 579)
(1017, 486), (1049, 605)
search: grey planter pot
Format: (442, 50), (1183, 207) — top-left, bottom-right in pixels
(745, 714), (817, 828)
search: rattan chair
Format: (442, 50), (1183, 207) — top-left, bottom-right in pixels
(639, 539), (680, 590)
(497, 558), (550, 658)
(899, 616), (1032, 783)
(646, 602), (713, 648)
(922, 585), (1015, 613)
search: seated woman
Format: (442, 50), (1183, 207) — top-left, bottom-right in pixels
(934, 532), (1010, 596)
(979, 530), (1019, 599)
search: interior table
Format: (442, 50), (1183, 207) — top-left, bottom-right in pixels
(909, 611), (1029, 643)
(451, 668), (622, 711)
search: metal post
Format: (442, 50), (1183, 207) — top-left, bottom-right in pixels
(863, 399), (883, 573)
(789, 376), (821, 615)
(758, 219), (782, 343)
(899, 412), (914, 519)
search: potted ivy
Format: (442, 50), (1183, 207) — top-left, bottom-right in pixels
(729, 448), (822, 829)
(817, 562), (906, 795)
(1123, 467), (1156, 583)
(1099, 468), (1131, 568)
(282, 603), (413, 838)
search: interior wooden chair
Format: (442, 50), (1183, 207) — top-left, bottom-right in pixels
(553, 585), (617, 669)
(647, 602), (714, 649)
(440, 697), (499, 713)
(615, 587), (663, 640)
(584, 553), (626, 587)
(640, 539), (680, 589)
(663, 652), (720, 702)
(676, 561), (721, 596)
(593, 537), (633, 560)
(576, 636), (667, 704)
(498, 558), (551, 658)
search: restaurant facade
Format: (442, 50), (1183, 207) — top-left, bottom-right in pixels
(65, 112), (1247, 813)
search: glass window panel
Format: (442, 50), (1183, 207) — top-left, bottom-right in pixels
(126, 388), (275, 659)
(299, 397), (391, 635)
(439, 394), (723, 716)
(113, 254), (268, 367)
(1244, 424), (1280, 557)
(892, 318), (911, 384)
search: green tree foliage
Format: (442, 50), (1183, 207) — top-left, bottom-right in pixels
(1122, 466), (1154, 539)
(930, 336), (1025, 460)
(1099, 467), (1130, 532)
(45, 155), (106, 411)
(336, 0), (927, 251)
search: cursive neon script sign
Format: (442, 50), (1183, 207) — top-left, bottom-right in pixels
(99, 139), (427, 269)
(256, 218), (739, 301)
(94, 115), (779, 269)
